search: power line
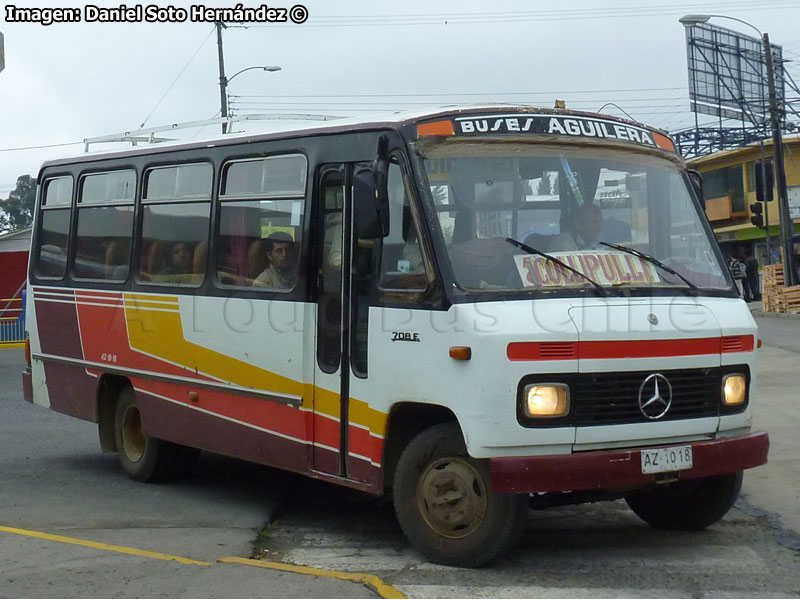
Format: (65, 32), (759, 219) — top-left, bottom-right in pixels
(0, 141), (83, 153)
(244, 0), (798, 27)
(139, 25), (216, 129)
(230, 86), (688, 99)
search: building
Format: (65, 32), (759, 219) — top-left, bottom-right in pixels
(0, 227), (30, 299)
(688, 136), (800, 266)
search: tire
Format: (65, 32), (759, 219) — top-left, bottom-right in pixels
(114, 387), (199, 482)
(393, 422), (528, 567)
(625, 471), (743, 531)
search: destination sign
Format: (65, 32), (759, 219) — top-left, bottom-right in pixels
(514, 251), (661, 288)
(450, 113), (676, 152)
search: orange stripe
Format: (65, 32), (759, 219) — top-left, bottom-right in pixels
(417, 120), (454, 136)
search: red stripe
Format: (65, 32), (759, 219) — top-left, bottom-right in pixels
(579, 337), (719, 359)
(507, 335), (754, 361)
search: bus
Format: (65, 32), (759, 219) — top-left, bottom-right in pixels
(22, 106), (769, 567)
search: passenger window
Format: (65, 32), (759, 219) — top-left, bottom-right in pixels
(74, 170), (135, 281)
(139, 163), (212, 285)
(379, 160), (428, 291)
(216, 155), (307, 291)
(35, 176), (73, 279)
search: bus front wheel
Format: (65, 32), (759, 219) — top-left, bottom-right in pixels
(113, 388), (198, 482)
(625, 471), (743, 530)
(393, 423), (528, 567)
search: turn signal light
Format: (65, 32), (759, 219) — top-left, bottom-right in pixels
(449, 346), (472, 361)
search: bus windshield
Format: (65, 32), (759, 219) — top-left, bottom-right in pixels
(417, 141), (731, 294)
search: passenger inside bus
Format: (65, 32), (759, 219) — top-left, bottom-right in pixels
(163, 241), (193, 276)
(252, 232), (297, 289)
(104, 240), (129, 280)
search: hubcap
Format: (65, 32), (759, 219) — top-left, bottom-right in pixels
(416, 457), (488, 539)
(121, 405), (146, 463)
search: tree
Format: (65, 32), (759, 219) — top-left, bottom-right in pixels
(0, 174), (36, 231)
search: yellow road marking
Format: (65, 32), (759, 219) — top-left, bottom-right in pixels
(218, 556), (407, 599)
(0, 525), (211, 566)
(0, 526), (406, 597)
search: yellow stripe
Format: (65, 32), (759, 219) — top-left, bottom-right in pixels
(125, 304), (304, 397)
(125, 293), (179, 304)
(123, 301), (180, 311)
(122, 294), (388, 437)
(0, 342), (26, 349)
(0, 525), (211, 566)
(218, 556), (406, 599)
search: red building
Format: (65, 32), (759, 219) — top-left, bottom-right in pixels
(0, 227), (30, 300)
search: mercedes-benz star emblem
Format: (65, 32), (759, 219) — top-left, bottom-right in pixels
(638, 373), (672, 420)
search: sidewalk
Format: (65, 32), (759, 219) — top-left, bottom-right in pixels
(743, 344), (800, 548)
(747, 299), (800, 319)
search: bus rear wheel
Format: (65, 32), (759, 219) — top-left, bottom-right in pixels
(114, 387), (198, 482)
(393, 423), (528, 567)
(625, 471), (743, 530)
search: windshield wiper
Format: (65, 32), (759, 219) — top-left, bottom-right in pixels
(599, 241), (699, 295)
(504, 237), (609, 297)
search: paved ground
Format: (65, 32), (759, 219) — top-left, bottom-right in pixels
(1, 308), (799, 597)
(0, 348), (374, 598)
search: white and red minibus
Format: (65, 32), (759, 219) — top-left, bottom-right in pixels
(23, 106), (768, 566)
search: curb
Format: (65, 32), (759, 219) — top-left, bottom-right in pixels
(750, 309), (800, 320)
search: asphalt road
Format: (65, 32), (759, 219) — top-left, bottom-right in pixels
(1, 312), (799, 597)
(0, 348), (373, 598)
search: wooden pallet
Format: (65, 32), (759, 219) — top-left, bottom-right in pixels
(762, 264), (788, 313)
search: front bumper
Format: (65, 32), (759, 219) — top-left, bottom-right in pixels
(490, 431), (769, 493)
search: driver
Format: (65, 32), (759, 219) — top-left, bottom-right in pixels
(547, 203), (604, 252)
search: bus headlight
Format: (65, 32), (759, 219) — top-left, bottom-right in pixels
(722, 374), (746, 406)
(523, 384), (569, 417)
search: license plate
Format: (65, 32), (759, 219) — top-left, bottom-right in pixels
(641, 445), (693, 474)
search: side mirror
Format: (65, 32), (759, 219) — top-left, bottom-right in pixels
(353, 169), (389, 239)
(372, 135), (390, 236)
(687, 168), (703, 201)
(353, 135), (391, 239)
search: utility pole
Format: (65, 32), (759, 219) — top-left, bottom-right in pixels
(216, 21), (228, 134)
(764, 33), (796, 285)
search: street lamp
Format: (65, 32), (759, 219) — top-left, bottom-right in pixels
(218, 65), (282, 135)
(680, 14), (796, 286)
(215, 21), (281, 135)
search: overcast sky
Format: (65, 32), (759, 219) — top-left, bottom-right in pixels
(1, 0), (800, 198)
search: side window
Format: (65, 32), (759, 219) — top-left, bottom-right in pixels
(35, 176), (73, 279)
(139, 163), (212, 285)
(74, 170), (135, 281)
(216, 155), (307, 291)
(379, 159), (428, 291)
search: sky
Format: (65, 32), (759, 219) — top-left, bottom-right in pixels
(1, 0), (800, 199)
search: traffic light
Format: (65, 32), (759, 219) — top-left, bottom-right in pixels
(750, 202), (764, 228)
(755, 161), (774, 203)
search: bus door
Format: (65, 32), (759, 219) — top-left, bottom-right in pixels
(313, 164), (377, 481)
